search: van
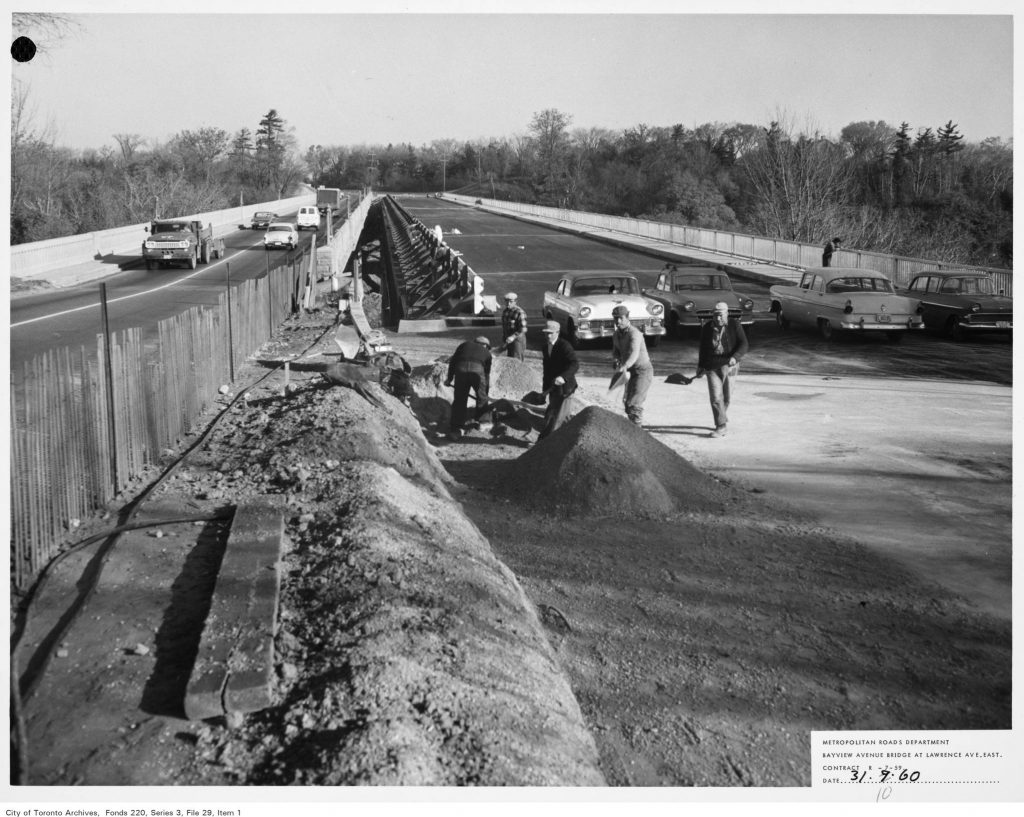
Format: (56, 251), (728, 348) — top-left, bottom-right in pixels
(296, 206), (320, 231)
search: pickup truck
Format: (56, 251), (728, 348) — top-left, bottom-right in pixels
(142, 219), (224, 271)
(643, 266), (755, 337)
(543, 271), (665, 347)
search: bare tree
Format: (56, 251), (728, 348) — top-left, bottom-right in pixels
(113, 133), (145, 165)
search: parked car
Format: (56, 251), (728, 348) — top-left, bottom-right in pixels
(543, 271), (666, 347)
(643, 266), (754, 337)
(263, 222), (298, 250)
(900, 269), (1012, 341)
(249, 211), (278, 230)
(769, 267), (925, 341)
(296, 206), (321, 231)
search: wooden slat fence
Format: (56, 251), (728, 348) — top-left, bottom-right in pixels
(9, 252), (314, 591)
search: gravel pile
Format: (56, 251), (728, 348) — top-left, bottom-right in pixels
(501, 405), (735, 517)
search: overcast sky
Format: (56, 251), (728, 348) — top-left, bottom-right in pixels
(7, 2), (1017, 154)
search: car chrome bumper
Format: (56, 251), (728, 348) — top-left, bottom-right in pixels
(839, 319), (926, 331)
(958, 319), (1013, 331)
(577, 321), (666, 339)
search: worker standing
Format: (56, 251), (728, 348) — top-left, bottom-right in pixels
(611, 305), (654, 427)
(501, 292), (529, 360)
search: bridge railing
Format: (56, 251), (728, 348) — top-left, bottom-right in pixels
(444, 194), (1013, 296)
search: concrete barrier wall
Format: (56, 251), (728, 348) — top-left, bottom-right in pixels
(11, 192), (316, 279)
(445, 193), (1012, 295)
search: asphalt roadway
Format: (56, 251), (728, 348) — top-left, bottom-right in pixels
(394, 196), (1013, 623)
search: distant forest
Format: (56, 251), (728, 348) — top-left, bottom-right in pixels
(12, 94), (1013, 269)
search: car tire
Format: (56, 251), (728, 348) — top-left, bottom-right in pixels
(145, 260), (153, 271)
(201, 243), (209, 264)
(948, 317), (966, 342)
(887, 331), (904, 343)
(818, 318), (833, 340)
(646, 334), (660, 348)
(669, 311), (684, 339)
(189, 253), (197, 270)
(775, 307), (790, 330)
(567, 320), (582, 349)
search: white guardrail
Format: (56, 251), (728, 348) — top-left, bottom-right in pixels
(10, 192), (317, 280)
(443, 193), (1012, 296)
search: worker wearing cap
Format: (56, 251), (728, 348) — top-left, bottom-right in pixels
(444, 335), (493, 440)
(538, 320), (579, 440)
(501, 292), (529, 360)
(695, 301), (748, 438)
(611, 305), (653, 427)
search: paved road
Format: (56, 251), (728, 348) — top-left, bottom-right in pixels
(9, 206), (333, 369)
(393, 196), (1013, 620)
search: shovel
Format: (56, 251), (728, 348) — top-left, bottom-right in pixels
(665, 371), (700, 385)
(608, 370), (630, 392)
(522, 386), (554, 406)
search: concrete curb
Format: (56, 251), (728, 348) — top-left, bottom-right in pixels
(185, 501), (285, 721)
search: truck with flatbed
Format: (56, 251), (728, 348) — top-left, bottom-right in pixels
(142, 219), (225, 271)
(316, 187), (344, 214)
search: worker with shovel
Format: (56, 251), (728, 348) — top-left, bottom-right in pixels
(536, 320), (579, 440)
(611, 305), (653, 427)
(444, 336), (493, 440)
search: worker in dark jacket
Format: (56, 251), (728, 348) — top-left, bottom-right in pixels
(695, 302), (749, 438)
(822, 236), (842, 267)
(538, 320), (579, 440)
(444, 336), (493, 440)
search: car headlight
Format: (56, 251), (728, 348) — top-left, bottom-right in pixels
(682, 301), (695, 312)
(647, 302), (664, 316)
(578, 306), (592, 318)
(970, 302), (982, 313)
(844, 300), (853, 314)
(742, 299), (754, 310)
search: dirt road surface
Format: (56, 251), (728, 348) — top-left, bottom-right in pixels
(9, 304), (1013, 805)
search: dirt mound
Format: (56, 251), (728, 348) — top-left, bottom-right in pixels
(501, 406), (734, 517)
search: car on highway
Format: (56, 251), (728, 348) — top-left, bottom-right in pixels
(770, 267), (925, 341)
(297, 206), (321, 231)
(249, 211), (278, 230)
(900, 269), (1012, 341)
(543, 271), (666, 347)
(643, 266), (755, 337)
(263, 222), (299, 251)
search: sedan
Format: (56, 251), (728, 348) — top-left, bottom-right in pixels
(770, 267), (925, 341)
(643, 266), (755, 337)
(542, 271), (666, 347)
(263, 222), (298, 250)
(901, 269), (1012, 341)
(249, 211), (278, 230)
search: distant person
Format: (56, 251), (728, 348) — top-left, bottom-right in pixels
(538, 321), (579, 440)
(444, 336), (493, 440)
(822, 237), (842, 267)
(501, 292), (529, 360)
(695, 302), (749, 438)
(611, 305), (654, 427)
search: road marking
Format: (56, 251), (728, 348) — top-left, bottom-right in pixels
(10, 240), (281, 328)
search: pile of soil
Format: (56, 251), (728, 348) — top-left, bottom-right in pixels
(502, 406), (734, 517)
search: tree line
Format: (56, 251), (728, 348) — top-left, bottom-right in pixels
(11, 93), (1012, 268)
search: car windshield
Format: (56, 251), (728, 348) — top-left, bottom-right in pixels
(673, 275), (731, 291)
(571, 278), (639, 296)
(255, 212), (273, 219)
(825, 277), (895, 294)
(268, 225), (291, 232)
(155, 223), (188, 232)
(939, 277), (995, 295)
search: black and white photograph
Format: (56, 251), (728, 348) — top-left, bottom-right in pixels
(5, 1), (1018, 813)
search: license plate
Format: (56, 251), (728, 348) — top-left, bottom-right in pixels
(162, 253), (173, 259)
(876, 314), (892, 323)
(997, 321), (1010, 328)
